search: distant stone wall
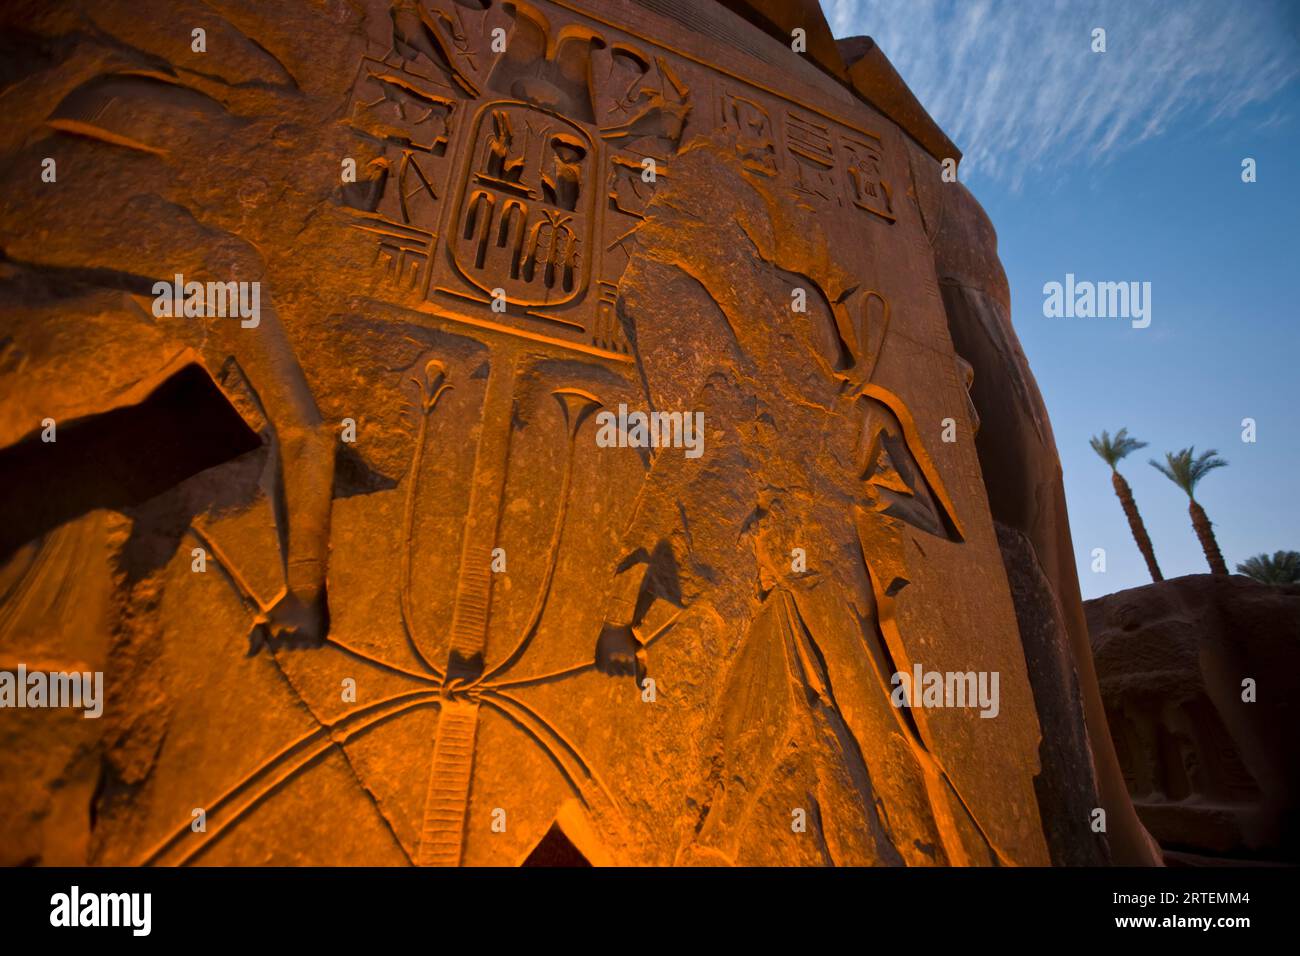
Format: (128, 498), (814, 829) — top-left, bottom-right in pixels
(0, 0), (1118, 866)
(1088, 574), (1300, 863)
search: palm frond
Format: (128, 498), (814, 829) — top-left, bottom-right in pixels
(1150, 446), (1227, 498)
(1188, 447), (1229, 485)
(1090, 427), (1147, 468)
(1236, 550), (1300, 585)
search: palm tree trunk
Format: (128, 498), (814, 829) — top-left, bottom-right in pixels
(1188, 499), (1228, 575)
(1112, 470), (1162, 581)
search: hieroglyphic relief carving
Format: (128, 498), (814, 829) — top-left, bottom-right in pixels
(607, 155), (659, 220)
(350, 59), (457, 158)
(857, 390), (963, 543)
(402, 4), (608, 344)
(345, 54), (459, 290)
(591, 281), (629, 354)
(389, 0), (505, 98)
(842, 132), (896, 222)
(594, 43), (692, 323)
(779, 110), (897, 223)
(344, 2), (712, 356)
(592, 46), (691, 153)
(137, 355), (649, 866)
(347, 0), (904, 338)
(715, 95), (898, 226)
(0, 0), (1064, 868)
(402, 5), (701, 354)
(720, 90), (780, 176)
(594, 46), (690, 233)
(451, 102), (594, 304)
(785, 110), (839, 205)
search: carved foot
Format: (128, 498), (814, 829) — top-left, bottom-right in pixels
(257, 585), (330, 648)
(594, 622), (647, 682)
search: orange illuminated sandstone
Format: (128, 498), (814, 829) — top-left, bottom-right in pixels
(0, 0), (1155, 866)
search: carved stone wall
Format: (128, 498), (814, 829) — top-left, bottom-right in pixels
(1089, 575), (1300, 864)
(0, 0), (1092, 866)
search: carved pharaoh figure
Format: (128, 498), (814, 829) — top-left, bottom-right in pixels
(0, 0), (1155, 867)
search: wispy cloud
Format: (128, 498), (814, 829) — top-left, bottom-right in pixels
(825, 0), (1300, 186)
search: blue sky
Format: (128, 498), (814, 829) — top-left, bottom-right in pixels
(827, 0), (1300, 597)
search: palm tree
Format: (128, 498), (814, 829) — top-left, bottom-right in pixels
(1090, 428), (1162, 582)
(1150, 447), (1229, 575)
(1236, 550), (1300, 585)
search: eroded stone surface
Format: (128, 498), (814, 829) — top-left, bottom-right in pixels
(1089, 575), (1300, 864)
(0, 0), (1117, 866)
